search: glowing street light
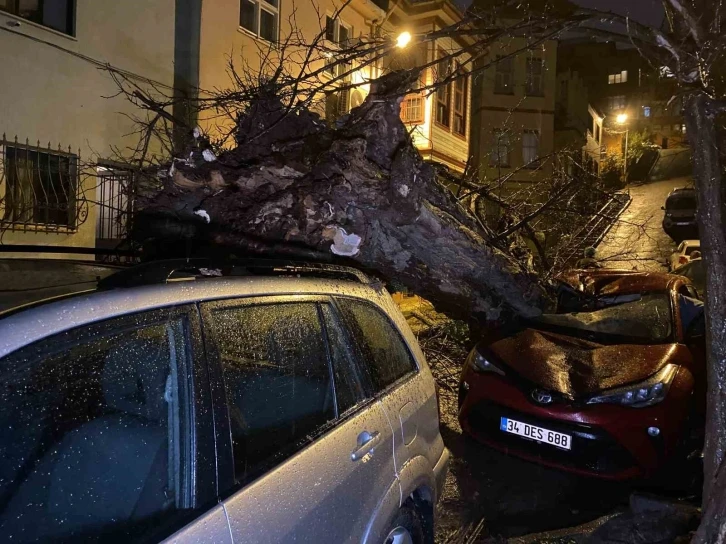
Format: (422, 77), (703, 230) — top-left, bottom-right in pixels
(616, 113), (628, 124)
(396, 31), (412, 48)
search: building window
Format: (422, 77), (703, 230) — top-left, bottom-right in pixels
(494, 56), (514, 94)
(2, 143), (78, 230)
(0, 0), (74, 35)
(435, 50), (452, 127)
(559, 79), (568, 103)
(325, 16), (350, 46)
(608, 95), (626, 111)
(453, 66), (467, 136)
(490, 130), (510, 167)
(323, 17), (352, 78)
(240, 0), (278, 42)
(401, 94), (424, 125)
(525, 58), (544, 96)
(608, 70), (628, 84)
(522, 130), (540, 167)
(643, 106), (651, 117)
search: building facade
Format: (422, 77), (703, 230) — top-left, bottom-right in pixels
(557, 41), (686, 157)
(469, 35), (558, 200)
(197, 0), (472, 172)
(0, 0), (473, 257)
(0, 1), (176, 257)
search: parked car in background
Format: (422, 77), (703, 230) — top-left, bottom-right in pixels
(0, 258), (449, 544)
(669, 240), (700, 271)
(662, 187), (699, 242)
(674, 258), (705, 297)
(459, 269), (705, 481)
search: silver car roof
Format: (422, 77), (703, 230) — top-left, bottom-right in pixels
(0, 276), (394, 359)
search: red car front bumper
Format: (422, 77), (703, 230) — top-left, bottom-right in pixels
(458, 366), (694, 480)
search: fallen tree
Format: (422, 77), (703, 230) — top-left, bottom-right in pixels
(131, 73), (542, 321)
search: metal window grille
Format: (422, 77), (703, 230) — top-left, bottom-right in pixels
(95, 167), (134, 241)
(0, 135), (80, 233)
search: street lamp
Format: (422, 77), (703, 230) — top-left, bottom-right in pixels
(396, 31), (412, 48)
(616, 113), (629, 182)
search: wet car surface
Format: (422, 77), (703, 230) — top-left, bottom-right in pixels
(457, 270), (705, 482)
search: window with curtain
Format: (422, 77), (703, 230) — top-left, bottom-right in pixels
(490, 130), (510, 167)
(522, 130), (540, 167)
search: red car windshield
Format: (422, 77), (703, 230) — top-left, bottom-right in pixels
(536, 294), (673, 343)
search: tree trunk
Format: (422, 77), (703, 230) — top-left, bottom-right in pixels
(686, 94), (726, 544)
(132, 73), (542, 321)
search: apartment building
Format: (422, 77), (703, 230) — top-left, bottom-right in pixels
(197, 0), (472, 172)
(0, 0), (472, 257)
(469, 36), (558, 197)
(0, 1), (175, 257)
(558, 41), (686, 154)
(388, 0), (473, 173)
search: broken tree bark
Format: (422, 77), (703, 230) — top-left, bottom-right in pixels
(132, 73), (542, 321)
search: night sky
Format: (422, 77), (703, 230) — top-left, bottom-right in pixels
(573, 0), (665, 26)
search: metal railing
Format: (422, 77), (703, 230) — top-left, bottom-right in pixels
(0, 135), (81, 233)
(95, 167), (134, 241)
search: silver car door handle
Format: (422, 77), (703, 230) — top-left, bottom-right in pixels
(351, 431), (381, 461)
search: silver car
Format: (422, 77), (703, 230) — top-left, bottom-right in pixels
(0, 259), (449, 543)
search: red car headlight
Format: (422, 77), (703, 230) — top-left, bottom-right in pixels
(466, 349), (505, 376)
(585, 364), (678, 408)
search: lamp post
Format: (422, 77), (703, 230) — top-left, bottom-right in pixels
(616, 113), (629, 182)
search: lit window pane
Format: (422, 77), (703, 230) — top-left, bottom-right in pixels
(240, 0), (257, 33)
(260, 8), (276, 42)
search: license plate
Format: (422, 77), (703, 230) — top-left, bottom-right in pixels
(675, 222), (692, 226)
(500, 417), (572, 450)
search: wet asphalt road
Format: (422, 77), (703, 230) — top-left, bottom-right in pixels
(433, 178), (695, 542)
(597, 178), (691, 271)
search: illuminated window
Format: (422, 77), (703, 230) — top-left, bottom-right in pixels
(608, 70), (628, 84)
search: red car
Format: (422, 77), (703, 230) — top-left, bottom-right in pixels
(458, 270), (706, 480)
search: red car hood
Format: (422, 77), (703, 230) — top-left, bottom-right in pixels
(488, 328), (682, 397)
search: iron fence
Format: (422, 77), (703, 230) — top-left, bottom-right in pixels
(0, 135), (81, 233)
(95, 166), (134, 241)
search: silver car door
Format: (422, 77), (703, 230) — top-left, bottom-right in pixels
(200, 298), (399, 543)
(333, 297), (442, 491)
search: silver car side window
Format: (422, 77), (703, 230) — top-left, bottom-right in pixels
(336, 299), (417, 393)
(208, 302), (336, 485)
(0, 315), (189, 543)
